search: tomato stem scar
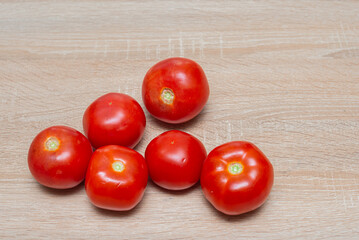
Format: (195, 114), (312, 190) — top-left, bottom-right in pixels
(112, 161), (125, 172)
(228, 162), (243, 175)
(45, 137), (60, 151)
(161, 88), (174, 104)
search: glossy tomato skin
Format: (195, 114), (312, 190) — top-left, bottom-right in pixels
(201, 141), (274, 215)
(142, 58), (209, 124)
(28, 126), (93, 189)
(83, 93), (146, 149)
(85, 145), (148, 211)
(145, 130), (207, 190)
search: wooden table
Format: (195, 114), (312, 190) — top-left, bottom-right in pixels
(1, 1), (359, 239)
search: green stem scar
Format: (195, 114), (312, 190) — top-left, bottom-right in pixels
(228, 162), (243, 175)
(45, 137), (60, 151)
(112, 161), (125, 172)
(161, 88), (174, 104)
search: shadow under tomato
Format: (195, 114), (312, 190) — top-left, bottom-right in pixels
(36, 181), (84, 196)
(146, 106), (208, 131)
(149, 179), (200, 196)
(91, 204), (142, 218)
(132, 132), (147, 154)
(201, 193), (271, 222)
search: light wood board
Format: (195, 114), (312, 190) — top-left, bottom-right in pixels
(1, 1), (359, 239)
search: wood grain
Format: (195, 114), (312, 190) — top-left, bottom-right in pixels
(1, 0), (359, 239)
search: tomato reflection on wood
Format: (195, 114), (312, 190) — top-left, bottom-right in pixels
(83, 93), (146, 149)
(145, 130), (207, 190)
(28, 126), (93, 189)
(200, 141), (274, 215)
(85, 145), (148, 211)
(142, 57), (210, 124)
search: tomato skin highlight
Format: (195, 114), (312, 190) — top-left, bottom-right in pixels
(142, 57), (210, 124)
(145, 130), (207, 190)
(200, 141), (274, 215)
(83, 93), (146, 149)
(85, 145), (148, 211)
(28, 126), (93, 189)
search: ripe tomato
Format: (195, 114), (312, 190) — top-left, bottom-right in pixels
(85, 145), (148, 211)
(142, 57), (210, 124)
(28, 126), (93, 189)
(200, 141), (274, 215)
(83, 93), (146, 149)
(145, 130), (207, 190)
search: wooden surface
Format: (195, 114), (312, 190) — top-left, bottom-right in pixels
(1, 1), (359, 239)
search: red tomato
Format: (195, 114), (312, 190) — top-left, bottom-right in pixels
(28, 126), (93, 189)
(83, 93), (146, 149)
(200, 141), (274, 215)
(142, 57), (209, 124)
(145, 130), (207, 190)
(85, 145), (148, 211)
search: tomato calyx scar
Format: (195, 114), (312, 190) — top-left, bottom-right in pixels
(112, 161), (125, 173)
(228, 162), (244, 175)
(160, 87), (174, 105)
(44, 137), (60, 151)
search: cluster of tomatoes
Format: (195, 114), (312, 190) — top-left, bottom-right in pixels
(28, 58), (274, 216)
